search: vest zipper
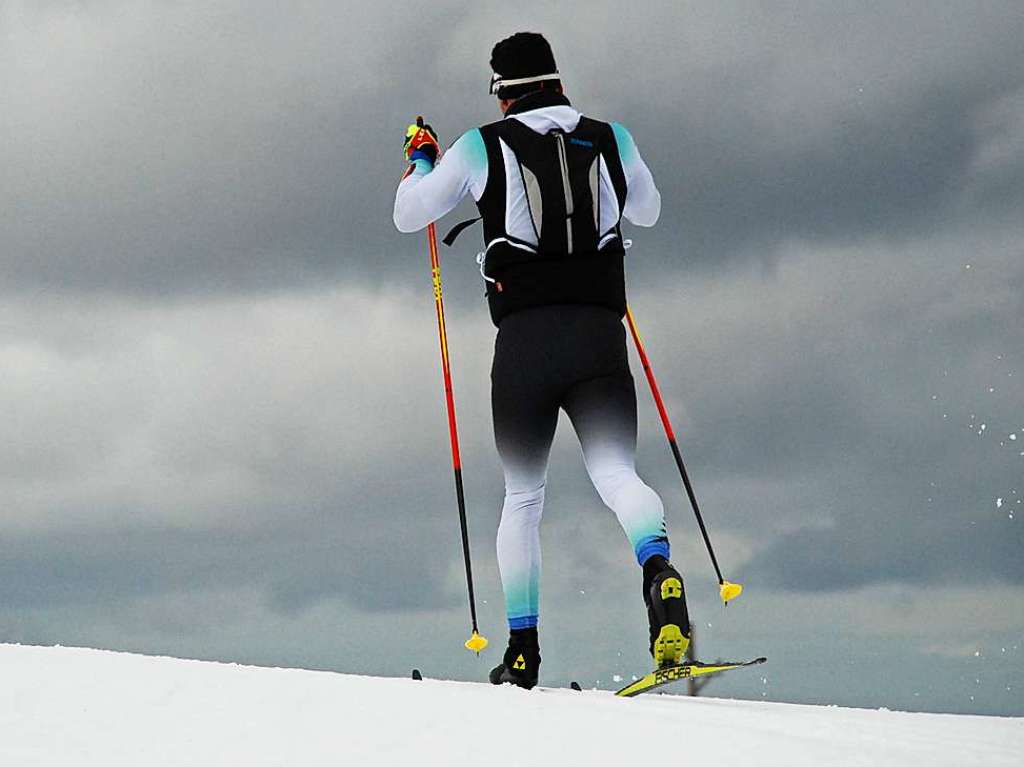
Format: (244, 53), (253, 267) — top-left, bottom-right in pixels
(554, 132), (573, 253)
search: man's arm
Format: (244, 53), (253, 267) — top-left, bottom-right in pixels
(612, 123), (661, 227)
(393, 129), (488, 233)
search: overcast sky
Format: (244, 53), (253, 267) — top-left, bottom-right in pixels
(2, 1), (1022, 716)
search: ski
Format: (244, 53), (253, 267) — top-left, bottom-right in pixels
(614, 656), (766, 698)
(412, 669), (582, 691)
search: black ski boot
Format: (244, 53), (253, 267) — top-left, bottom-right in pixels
(643, 555), (691, 668)
(489, 627), (540, 690)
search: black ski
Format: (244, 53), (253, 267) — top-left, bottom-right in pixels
(412, 669), (582, 691)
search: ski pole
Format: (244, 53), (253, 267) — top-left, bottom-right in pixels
(625, 305), (743, 605)
(426, 216), (489, 654)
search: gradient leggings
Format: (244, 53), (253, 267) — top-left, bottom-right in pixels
(492, 305), (670, 631)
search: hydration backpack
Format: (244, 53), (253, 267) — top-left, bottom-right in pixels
(445, 115), (629, 325)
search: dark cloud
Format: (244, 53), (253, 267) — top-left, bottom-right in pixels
(623, 217), (1024, 592)
(0, 519), (462, 614)
(747, 515), (1024, 592)
(3, 2), (1023, 295)
(0, 288), (503, 615)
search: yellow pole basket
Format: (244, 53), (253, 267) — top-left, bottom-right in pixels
(720, 581), (743, 603)
(465, 631), (489, 654)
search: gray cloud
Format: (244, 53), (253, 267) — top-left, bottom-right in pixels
(0, 520), (461, 613)
(747, 516), (1024, 591)
(625, 213), (1024, 591)
(3, 2), (1023, 295)
(0, 288), (501, 616)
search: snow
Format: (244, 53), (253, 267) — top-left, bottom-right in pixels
(1, 644), (1021, 766)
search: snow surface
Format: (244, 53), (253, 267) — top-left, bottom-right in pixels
(1, 644), (1021, 766)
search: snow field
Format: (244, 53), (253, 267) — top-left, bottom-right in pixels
(1, 644), (1020, 766)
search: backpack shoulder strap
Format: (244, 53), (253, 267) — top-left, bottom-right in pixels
(441, 121), (508, 247)
(576, 116), (628, 218)
(472, 121), (513, 246)
(441, 216), (481, 247)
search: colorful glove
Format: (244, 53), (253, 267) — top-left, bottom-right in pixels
(404, 117), (440, 166)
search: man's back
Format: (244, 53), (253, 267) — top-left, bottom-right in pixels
(393, 91), (660, 324)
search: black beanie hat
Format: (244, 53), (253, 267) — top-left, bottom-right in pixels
(490, 32), (560, 100)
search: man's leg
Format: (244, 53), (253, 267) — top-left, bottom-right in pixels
(493, 378), (558, 621)
(563, 371), (690, 666)
(562, 372), (669, 563)
(489, 330), (560, 688)
(495, 455), (552, 633)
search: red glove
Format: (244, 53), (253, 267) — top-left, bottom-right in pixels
(403, 117), (440, 166)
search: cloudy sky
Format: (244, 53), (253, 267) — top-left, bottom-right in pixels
(2, 1), (1022, 716)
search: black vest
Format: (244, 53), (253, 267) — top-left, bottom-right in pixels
(472, 105), (629, 325)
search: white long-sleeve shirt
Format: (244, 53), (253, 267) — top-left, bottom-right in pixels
(393, 105), (661, 235)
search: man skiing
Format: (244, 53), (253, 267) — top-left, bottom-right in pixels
(393, 32), (689, 690)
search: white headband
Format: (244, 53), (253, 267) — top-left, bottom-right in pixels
(489, 72), (561, 95)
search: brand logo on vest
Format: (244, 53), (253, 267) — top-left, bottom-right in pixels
(568, 137), (594, 147)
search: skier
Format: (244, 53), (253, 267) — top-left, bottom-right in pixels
(393, 32), (689, 690)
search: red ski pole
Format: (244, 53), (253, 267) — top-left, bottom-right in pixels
(625, 306), (743, 604)
(426, 218), (488, 653)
